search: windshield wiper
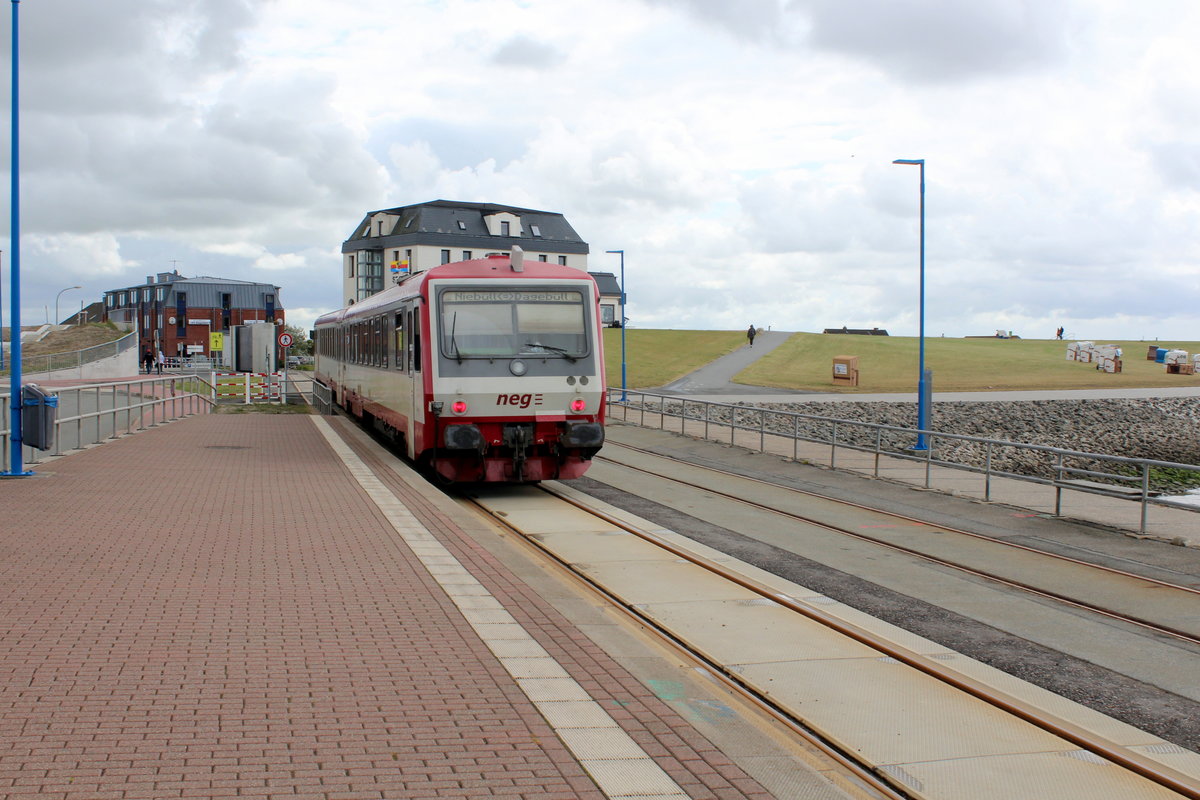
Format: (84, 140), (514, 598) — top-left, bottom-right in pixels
(450, 313), (462, 364)
(524, 341), (577, 363)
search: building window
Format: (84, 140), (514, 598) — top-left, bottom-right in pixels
(462, 251), (472, 261)
(142, 288), (151, 302)
(156, 286), (166, 301)
(538, 255), (548, 262)
(119, 292), (127, 306)
(501, 221), (510, 236)
(457, 220), (466, 230)
(356, 250), (383, 301)
(601, 304), (615, 325)
(531, 225), (541, 236)
(441, 249), (451, 264)
(558, 256), (567, 265)
(347, 254), (356, 278)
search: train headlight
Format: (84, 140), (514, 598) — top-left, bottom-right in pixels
(452, 400), (468, 415)
(570, 398), (586, 412)
(509, 359), (527, 376)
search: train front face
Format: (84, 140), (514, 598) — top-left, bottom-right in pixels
(426, 277), (606, 483)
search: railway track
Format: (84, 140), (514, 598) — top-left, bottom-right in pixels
(460, 474), (1200, 800)
(595, 440), (1200, 648)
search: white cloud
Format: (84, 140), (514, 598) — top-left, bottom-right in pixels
(4, 0), (1200, 343)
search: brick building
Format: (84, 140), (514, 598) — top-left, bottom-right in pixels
(103, 271), (284, 359)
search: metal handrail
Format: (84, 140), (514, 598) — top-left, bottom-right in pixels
(605, 388), (1200, 535)
(1, 376), (214, 472)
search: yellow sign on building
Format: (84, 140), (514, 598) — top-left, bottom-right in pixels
(209, 332), (224, 352)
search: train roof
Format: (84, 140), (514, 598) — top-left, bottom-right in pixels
(314, 252), (598, 325)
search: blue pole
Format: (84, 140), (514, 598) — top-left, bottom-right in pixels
(893, 158), (928, 450)
(5, 0), (29, 476)
(606, 249), (626, 402)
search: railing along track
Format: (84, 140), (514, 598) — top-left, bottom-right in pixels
(597, 441), (1200, 648)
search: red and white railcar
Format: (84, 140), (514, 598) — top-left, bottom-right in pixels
(314, 248), (606, 482)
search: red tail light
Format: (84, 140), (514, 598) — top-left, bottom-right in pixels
(570, 398), (586, 412)
(452, 400), (468, 415)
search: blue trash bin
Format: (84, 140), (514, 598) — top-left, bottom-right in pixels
(21, 384), (58, 451)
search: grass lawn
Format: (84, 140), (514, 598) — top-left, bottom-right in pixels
(602, 328), (745, 389)
(19, 323), (125, 356)
(735, 333), (1200, 392)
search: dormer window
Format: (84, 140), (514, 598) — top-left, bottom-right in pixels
(457, 220), (466, 230)
(531, 225), (541, 237)
(483, 211), (522, 237)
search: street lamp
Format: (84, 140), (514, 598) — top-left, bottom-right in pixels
(55, 285), (81, 326)
(605, 249), (626, 402)
(893, 158), (929, 450)
(5, 0), (29, 475)
(1, 249), (5, 370)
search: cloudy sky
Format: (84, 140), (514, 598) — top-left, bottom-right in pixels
(2, 0), (1199, 341)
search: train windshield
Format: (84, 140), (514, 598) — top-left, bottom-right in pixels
(438, 288), (588, 360)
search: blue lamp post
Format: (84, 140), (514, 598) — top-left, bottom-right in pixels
(605, 249), (626, 402)
(893, 158), (929, 451)
(5, 0), (30, 475)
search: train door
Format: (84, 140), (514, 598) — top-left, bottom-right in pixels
(408, 304), (424, 457)
(337, 325), (349, 405)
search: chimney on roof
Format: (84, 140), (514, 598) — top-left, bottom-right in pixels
(146, 276), (154, 284)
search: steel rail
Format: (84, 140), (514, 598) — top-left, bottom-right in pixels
(461, 493), (912, 800)
(598, 442), (1200, 647)
(530, 482), (1200, 800)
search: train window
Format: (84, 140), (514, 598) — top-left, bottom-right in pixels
(437, 288), (588, 359)
(375, 316), (384, 367)
(411, 308), (421, 372)
(394, 312), (406, 372)
(379, 315), (389, 367)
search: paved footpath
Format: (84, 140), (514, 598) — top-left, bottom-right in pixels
(0, 414), (784, 800)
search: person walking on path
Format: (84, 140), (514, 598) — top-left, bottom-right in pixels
(747, 325), (756, 347)
(142, 348), (154, 374)
(155, 348), (165, 375)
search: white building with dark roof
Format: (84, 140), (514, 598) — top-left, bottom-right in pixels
(341, 199), (593, 306)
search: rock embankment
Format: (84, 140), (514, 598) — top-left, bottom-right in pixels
(667, 397), (1200, 491)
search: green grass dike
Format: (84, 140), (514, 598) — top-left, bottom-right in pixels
(735, 333), (1200, 392)
(601, 328), (746, 389)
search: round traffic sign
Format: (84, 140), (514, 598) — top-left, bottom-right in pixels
(278, 332), (294, 347)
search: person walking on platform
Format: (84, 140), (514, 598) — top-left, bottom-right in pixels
(747, 325), (757, 347)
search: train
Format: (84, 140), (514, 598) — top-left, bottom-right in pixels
(313, 247), (606, 482)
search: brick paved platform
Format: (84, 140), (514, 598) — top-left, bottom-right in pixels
(0, 413), (786, 800)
